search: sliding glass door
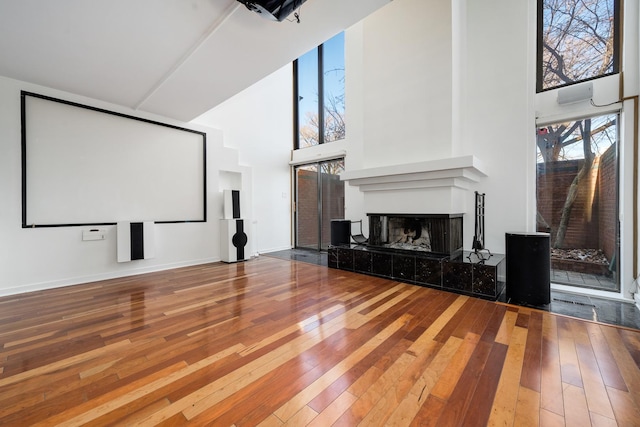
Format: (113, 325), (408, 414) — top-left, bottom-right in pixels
(295, 159), (345, 250)
(536, 114), (619, 291)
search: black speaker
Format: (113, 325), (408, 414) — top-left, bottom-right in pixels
(221, 219), (249, 262)
(330, 220), (350, 246)
(130, 222), (145, 260)
(224, 190), (241, 219)
(506, 232), (551, 306)
(231, 190), (240, 219)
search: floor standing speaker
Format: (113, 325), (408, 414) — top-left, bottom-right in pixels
(506, 232), (551, 306)
(221, 219), (249, 263)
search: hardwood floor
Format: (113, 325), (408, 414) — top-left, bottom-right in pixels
(1, 257), (639, 426)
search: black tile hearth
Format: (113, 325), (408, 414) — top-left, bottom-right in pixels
(415, 257), (441, 287)
(329, 245), (505, 301)
(442, 261), (473, 293)
(336, 248), (354, 271)
(353, 250), (372, 274)
(372, 252), (392, 277)
(392, 254), (415, 282)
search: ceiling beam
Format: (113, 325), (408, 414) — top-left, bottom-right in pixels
(133, 1), (241, 111)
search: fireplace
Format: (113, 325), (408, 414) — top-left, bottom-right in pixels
(328, 212), (505, 300)
(367, 213), (463, 258)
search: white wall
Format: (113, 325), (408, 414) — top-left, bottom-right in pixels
(192, 64), (294, 254)
(343, 0), (533, 253)
(0, 75), (246, 296)
(460, 0), (536, 251)
(360, 0), (453, 167)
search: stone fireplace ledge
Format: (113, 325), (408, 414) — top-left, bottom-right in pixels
(340, 155), (487, 192)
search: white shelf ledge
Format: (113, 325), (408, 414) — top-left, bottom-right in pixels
(340, 155), (487, 192)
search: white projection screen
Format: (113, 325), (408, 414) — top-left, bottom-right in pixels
(21, 92), (207, 227)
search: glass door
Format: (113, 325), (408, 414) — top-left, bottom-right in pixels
(295, 164), (319, 250)
(295, 159), (345, 251)
(320, 159), (345, 249)
(536, 114), (619, 291)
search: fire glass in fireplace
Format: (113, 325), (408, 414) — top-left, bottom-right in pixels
(367, 213), (463, 257)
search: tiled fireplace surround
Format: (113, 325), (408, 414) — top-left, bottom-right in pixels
(328, 214), (506, 300)
(331, 156), (506, 300)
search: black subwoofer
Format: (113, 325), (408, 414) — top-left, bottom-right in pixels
(330, 220), (351, 246)
(506, 232), (551, 306)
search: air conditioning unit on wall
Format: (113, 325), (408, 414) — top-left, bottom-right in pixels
(557, 82), (593, 105)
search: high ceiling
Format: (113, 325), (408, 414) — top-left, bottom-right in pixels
(0, 0), (391, 121)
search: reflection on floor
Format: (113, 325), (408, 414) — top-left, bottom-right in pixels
(551, 268), (617, 291)
(263, 248), (640, 330)
(265, 248), (328, 266)
(546, 292), (640, 329)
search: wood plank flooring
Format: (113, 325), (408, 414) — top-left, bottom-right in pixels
(1, 256), (639, 426)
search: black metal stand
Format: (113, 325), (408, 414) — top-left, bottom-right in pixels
(467, 191), (492, 263)
(350, 220), (368, 245)
(467, 248), (493, 263)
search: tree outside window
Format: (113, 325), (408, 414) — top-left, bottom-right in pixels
(537, 0), (619, 92)
(294, 32), (345, 149)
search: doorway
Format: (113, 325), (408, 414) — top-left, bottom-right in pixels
(536, 114), (619, 291)
(294, 159), (345, 251)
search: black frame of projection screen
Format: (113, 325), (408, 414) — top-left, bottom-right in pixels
(20, 91), (207, 228)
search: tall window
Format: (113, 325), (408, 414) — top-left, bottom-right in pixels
(536, 1), (623, 291)
(537, 0), (620, 92)
(294, 32), (345, 148)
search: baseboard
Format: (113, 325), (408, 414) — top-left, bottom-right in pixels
(258, 245), (294, 255)
(0, 257), (219, 298)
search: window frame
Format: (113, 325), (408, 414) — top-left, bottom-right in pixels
(293, 35), (343, 149)
(536, 0), (621, 93)
(534, 113), (621, 291)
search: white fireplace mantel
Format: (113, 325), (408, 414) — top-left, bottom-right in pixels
(340, 155), (487, 192)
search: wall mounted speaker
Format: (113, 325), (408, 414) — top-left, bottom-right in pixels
(117, 221), (155, 262)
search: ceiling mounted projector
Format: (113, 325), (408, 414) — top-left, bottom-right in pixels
(237, 0), (308, 22)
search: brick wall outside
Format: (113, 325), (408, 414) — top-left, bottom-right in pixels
(297, 170), (318, 248)
(537, 159), (597, 248)
(597, 144), (617, 260)
(296, 169), (345, 248)
(536, 143), (617, 261)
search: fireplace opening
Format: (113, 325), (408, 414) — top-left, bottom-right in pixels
(368, 213), (463, 258)
(386, 217), (432, 251)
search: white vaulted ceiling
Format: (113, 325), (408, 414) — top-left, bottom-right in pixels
(0, 0), (391, 121)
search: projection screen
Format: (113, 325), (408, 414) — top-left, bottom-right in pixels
(21, 92), (206, 227)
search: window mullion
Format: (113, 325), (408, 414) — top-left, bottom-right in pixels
(292, 59), (300, 150)
(318, 43), (325, 145)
